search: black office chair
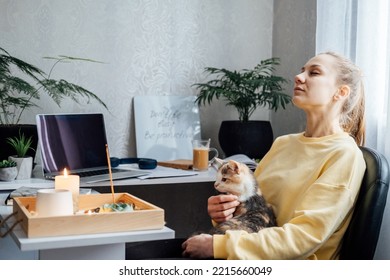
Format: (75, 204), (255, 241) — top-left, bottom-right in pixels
(339, 146), (390, 260)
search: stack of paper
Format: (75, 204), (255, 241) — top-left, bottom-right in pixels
(137, 165), (198, 180)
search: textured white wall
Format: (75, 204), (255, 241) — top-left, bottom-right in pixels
(271, 0), (316, 138)
(1, 0), (273, 159)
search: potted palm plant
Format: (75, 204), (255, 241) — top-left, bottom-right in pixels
(0, 47), (108, 162)
(7, 130), (35, 179)
(194, 58), (291, 159)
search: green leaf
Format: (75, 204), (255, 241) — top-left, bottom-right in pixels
(6, 129), (35, 157)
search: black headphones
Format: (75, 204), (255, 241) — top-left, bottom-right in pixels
(110, 157), (157, 170)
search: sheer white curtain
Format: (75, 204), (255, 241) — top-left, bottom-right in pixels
(316, 0), (390, 260)
(316, 0), (390, 160)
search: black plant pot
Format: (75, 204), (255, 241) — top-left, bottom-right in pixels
(218, 120), (273, 160)
(0, 124), (39, 162)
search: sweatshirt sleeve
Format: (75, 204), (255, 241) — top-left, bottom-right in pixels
(213, 146), (366, 260)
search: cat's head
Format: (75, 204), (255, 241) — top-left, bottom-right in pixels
(214, 160), (258, 201)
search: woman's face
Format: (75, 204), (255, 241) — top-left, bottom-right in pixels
(293, 54), (340, 111)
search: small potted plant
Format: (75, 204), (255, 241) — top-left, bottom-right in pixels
(7, 129), (35, 179)
(0, 159), (18, 181)
(193, 57), (291, 159)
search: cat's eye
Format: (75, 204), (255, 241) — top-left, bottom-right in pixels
(221, 178), (227, 182)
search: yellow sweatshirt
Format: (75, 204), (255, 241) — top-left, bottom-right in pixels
(213, 132), (366, 259)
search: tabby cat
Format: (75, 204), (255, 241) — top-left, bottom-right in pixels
(209, 159), (277, 234)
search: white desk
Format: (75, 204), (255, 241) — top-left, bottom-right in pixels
(0, 164), (216, 191)
(0, 193), (174, 260)
(1, 165), (217, 259)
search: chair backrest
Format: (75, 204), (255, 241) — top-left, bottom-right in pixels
(339, 146), (390, 260)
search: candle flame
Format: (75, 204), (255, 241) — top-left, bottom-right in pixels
(63, 168), (68, 177)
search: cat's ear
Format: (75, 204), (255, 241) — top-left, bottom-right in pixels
(212, 157), (225, 170)
(227, 160), (240, 173)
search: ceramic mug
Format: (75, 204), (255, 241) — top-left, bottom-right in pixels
(35, 189), (73, 217)
(192, 139), (219, 171)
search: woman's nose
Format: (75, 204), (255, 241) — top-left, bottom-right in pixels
(295, 73), (305, 84)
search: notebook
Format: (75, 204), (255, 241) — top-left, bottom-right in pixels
(36, 113), (150, 183)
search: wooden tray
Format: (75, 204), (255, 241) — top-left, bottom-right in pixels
(12, 193), (165, 238)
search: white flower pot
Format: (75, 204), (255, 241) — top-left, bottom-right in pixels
(0, 166), (18, 181)
(8, 156), (33, 180)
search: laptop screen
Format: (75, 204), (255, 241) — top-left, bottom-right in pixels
(36, 113), (109, 175)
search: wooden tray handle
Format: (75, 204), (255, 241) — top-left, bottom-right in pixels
(0, 211), (22, 238)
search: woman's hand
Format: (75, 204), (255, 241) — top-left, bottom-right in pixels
(181, 195), (239, 258)
(182, 234), (213, 259)
(208, 194), (240, 223)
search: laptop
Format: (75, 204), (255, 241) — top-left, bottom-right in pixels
(36, 113), (150, 183)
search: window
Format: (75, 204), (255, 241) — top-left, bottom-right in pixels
(316, 0), (390, 161)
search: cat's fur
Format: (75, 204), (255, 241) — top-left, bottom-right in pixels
(209, 159), (277, 234)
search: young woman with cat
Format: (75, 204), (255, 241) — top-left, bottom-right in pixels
(182, 52), (366, 260)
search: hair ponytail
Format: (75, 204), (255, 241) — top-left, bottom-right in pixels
(324, 52), (366, 146)
(344, 81), (365, 146)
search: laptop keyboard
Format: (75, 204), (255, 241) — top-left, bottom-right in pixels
(73, 168), (124, 178)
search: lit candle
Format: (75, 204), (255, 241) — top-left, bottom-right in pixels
(55, 168), (80, 213)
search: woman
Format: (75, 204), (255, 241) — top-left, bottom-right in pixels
(182, 52), (366, 259)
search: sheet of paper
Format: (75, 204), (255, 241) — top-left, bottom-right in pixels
(115, 163), (199, 180)
(137, 165), (198, 180)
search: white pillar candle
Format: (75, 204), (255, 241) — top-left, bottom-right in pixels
(55, 168), (80, 213)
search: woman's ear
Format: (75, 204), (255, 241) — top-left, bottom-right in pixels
(334, 85), (351, 101)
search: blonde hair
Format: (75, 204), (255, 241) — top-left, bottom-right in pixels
(323, 52), (366, 146)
